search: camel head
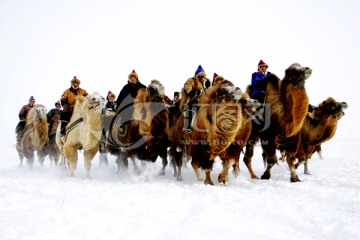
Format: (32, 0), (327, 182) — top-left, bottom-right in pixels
(146, 79), (165, 101)
(86, 92), (105, 111)
(216, 80), (242, 102)
(314, 97), (348, 120)
(240, 93), (261, 114)
(284, 63), (312, 87)
(33, 105), (47, 123)
(182, 77), (204, 96)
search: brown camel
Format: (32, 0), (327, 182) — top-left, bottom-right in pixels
(168, 77), (205, 180)
(17, 104), (48, 167)
(108, 80), (170, 175)
(243, 63), (312, 182)
(294, 97), (348, 174)
(190, 80), (245, 185)
(41, 111), (62, 165)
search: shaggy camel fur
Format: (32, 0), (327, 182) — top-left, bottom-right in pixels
(17, 104), (48, 167)
(108, 80), (170, 174)
(169, 77), (205, 180)
(190, 80), (244, 185)
(56, 92), (105, 178)
(243, 63), (312, 182)
(294, 97), (348, 174)
(224, 93), (261, 181)
(42, 112), (62, 165)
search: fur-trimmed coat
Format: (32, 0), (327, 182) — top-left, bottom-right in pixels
(60, 87), (88, 112)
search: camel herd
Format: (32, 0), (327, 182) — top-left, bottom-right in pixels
(15, 63), (348, 184)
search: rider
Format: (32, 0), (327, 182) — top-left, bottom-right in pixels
(15, 96), (36, 144)
(47, 101), (62, 136)
(212, 73), (224, 86)
(184, 65), (210, 133)
(115, 70), (146, 135)
(59, 76), (88, 140)
(251, 60), (272, 122)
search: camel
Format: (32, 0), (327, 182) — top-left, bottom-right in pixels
(168, 77), (205, 180)
(190, 80), (245, 185)
(223, 93), (261, 181)
(41, 111), (62, 165)
(294, 97), (348, 174)
(243, 63), (312, 182)
(107, 80), (170, 174)
(56, 92), (105, 178)
(16, 104), (48, 167)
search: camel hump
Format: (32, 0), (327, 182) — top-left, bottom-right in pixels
(265, 73), (280, 86)
(246, 85), (253, 96)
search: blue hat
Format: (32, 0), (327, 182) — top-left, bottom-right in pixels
(194, 65), (206, 78)
(29, 96), (35, 101)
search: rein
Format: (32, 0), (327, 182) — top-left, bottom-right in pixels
(89, 101), (100, 110)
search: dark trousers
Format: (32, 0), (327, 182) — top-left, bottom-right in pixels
(60, 111), (72, 136)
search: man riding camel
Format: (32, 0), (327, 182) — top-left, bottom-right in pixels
(47, 101), (62, 136)
(59, 76), (88, 141)
(15, 96), (36, 144)
(115, 70), (146, 135)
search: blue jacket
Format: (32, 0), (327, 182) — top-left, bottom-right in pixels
(251, 71), (272, 97)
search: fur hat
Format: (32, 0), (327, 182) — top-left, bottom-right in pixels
(108, 91), (116, 98)
(55, 100), (60, 106)
(258, 60), (268, 70)
(29, 96), (35, 101)
(194, 65), (206, 78)
(174, 91), (180, 97)
(128, 70), (138, 80)
(70, 76), (80, 84)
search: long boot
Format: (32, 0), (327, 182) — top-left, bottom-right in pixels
(60, 121), (68, 142)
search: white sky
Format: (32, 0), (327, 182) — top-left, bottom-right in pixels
(0, 0), (359, 146)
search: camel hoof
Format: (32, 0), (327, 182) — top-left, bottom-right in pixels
(290, 175), (301, 182)
(304, 170), (311, 175)
(159, 169), (166, 176)
(204, 180), (214, 185)
(251, 175), (260, 180)
(176, 176), (183, 181)
(232, 170), (240, 177)
(261, 172), (271, 180)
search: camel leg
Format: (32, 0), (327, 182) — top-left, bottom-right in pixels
(286, 154), (300, 182)
(23, 147), (35, 168)
(284, 134), (301, 182)
(171, 145), (184, 181)
(84, 148), (97, 179)
(243, 141), (259, 179)
(64, 146), (78, 177)
(131, 157), (142, 175)
(99, 152), (108, 167)
(204, 170), (214, 185)
(219, 159), (234, 185)
(260, 140), (277, 180)
(191, 160), (203, 182)
(159, 147), (168, 176)
(303, 160), (311, 175)
(116, 152), (129, 174)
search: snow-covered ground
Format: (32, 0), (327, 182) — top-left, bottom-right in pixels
(1, 132), (359, 240)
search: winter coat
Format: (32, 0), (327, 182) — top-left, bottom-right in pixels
(60, 87), (88, 112)
(47, 108), (62, 123)
(115, 80), (146, 112)
(19, 104), (34, 120)
(251, 71), (272, 97)
(105, 101), (116, 111)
